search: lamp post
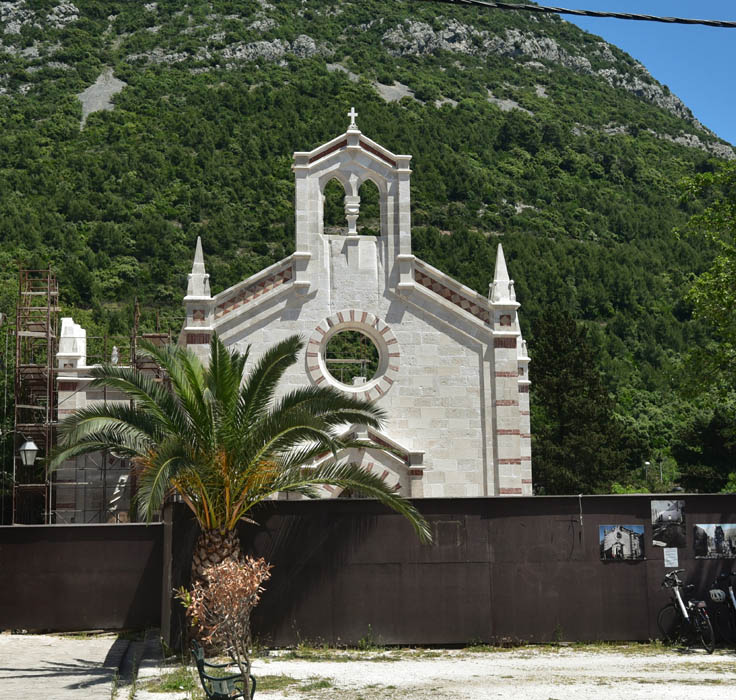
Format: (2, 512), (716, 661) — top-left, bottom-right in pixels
(0, 428), (41, 525)
(1, 429), (39, 468)
(645, 461), (650, 481)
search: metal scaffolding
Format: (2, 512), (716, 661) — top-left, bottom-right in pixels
(11, 268), (180, 524)
(52, 318), (174, 525)
(13, 268), (59, 524)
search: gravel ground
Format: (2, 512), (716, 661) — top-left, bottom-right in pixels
(0, 632), (123, 700)
(135, 644), (736, 700)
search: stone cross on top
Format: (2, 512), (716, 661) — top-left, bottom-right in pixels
(348, 106), (358, 129)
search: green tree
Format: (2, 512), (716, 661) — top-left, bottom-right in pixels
(680, 161), (736, 385)
(51, 335), (430, 578)
(671, 395), (736, 493)
(531, 312), (644, 494)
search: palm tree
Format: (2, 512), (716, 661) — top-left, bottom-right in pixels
(51, 335), (430, 578)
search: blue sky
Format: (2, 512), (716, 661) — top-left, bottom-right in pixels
(562, 1), (736, 144)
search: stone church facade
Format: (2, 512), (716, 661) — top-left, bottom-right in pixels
(182, 112), (532, 498)
(53, 112), (532, 522)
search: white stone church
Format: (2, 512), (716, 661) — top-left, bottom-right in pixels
(55, 111), (532, 521)
(182, 110), (532, 498)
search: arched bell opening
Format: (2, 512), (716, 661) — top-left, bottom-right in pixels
(322, 177), (348, 235)
(357, 178), (381, 236)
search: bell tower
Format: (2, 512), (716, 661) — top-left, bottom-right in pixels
(291, 108), (413, 295)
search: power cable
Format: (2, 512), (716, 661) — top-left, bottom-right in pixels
(424, 0), (736, 28)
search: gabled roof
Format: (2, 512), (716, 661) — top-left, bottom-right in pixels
(293, 108), (411, 172)
(307, 425), (423, 472)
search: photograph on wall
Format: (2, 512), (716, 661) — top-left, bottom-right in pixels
(600, 525), (646, 561)
(694, 524), (736, 558)
(651, 500), (686, 548)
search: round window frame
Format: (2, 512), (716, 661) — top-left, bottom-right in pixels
(306, 310), (400, 401)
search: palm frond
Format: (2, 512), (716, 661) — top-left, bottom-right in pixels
(55, 402), (162, 445)
(270, 385), (387, 426)
(133, 438), (191, 522)
(51, 406), (160, 471)
(207, 335), (242, 412)
(87, 365), (193, 439)
(56, 332), (430, 545)
(238, 410), (342, 470)
(252, 460), (431, 543)
(235, 335), (303, 427)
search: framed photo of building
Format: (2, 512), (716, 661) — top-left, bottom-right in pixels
(600, 525), (645, 561)
(651, 500), (686, 548)
(694, 524), (736, 558)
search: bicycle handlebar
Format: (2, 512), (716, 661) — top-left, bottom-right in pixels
(662, 569), (685, 588)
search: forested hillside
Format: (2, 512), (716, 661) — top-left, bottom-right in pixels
(0, 0), (734, 494)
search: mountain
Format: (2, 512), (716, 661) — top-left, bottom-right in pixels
(0, 0), (733, 491)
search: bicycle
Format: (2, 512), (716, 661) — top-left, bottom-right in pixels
(708, 569), (736, 643)
(657, 569), (715, 653)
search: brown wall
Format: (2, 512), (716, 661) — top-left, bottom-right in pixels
(165, 494), (736, 646)
(3, 494), (736, 642)
(0, 523), (163, 631)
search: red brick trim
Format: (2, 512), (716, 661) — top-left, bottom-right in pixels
(368, 432), (409, 465)
(521, 456), (532, 462)
(519, 385), (530, 393)
(494, 337), (517, 348)
(359, 139), (397, 167)
(408, 469), (423, 477)
(215, 265), (293, 319)
(499, 458), (522, 465)
(500, 487), (522, 494)
(186, 333), (211, 345)
(522, 479), (533, 484)
(497, 429), (520, 435)
(520, 410), (530, 415)
(495, 371), (517, 377)
(58, 382), (77, 392)
(306, 310), (399, 398)
(414, 269), (490, 324)
(495, 400), (518, 406)
(520, 433), (531, 439)
(309, 139), (347, 164)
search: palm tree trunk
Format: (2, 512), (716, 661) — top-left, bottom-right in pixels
(191, 528), (243, 582)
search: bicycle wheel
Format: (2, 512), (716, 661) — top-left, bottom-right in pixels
(657, 603), (685, 644)
(693, 608), (716, 654)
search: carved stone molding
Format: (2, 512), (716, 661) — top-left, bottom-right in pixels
(306, 309), (400, 401)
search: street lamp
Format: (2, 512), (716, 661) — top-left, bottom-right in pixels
(19, 439), (38, 467)
(0, 428), (44, 525)
(0, 429), (40, 467)
(644, 461), (650, 480)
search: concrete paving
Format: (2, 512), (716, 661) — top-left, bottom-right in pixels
(0, 632), (127, 700)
